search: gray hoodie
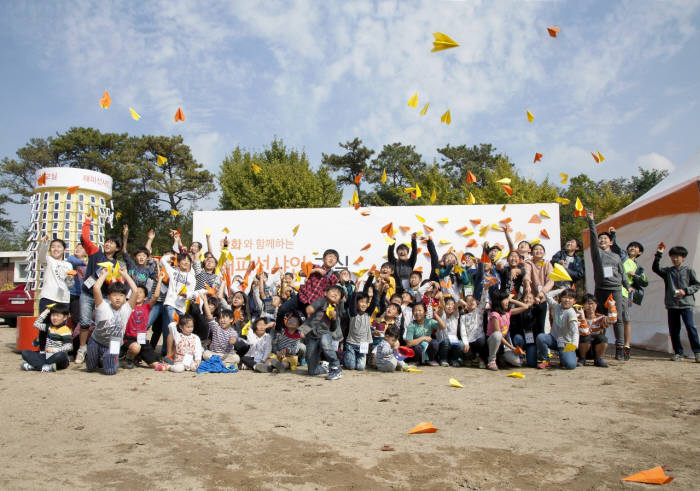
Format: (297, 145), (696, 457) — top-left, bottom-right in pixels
(587, 218), (629, 291)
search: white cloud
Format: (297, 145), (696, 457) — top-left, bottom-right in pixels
(635, 152), (675, 172)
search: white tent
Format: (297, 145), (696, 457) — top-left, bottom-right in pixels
(582, 150), (700, 353)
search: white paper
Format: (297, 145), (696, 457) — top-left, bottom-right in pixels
(448, 334), (459, 343)
(525, 331), (535, 344)
(109, 337), (121, 355)
(565, 256), (574, 265)
(137, 332), (146, 344)
(463, 286), (473, 297)
(603, 266), (613, 278)
(359, 342), (369, 354)
(83, 276), (96, 290)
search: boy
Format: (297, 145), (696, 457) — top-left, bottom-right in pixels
(86, 265), (138, 375)
(458, 283), (489, 368)
(617, 241), (648, 360)
(265, 312), (303, 372)
(504, 224), (531, 261)
(301, 285), (344, 380)
(201, 300), (241, 369)
(550, 239), (584, 289)
(66, 243), (87, 348)
(376, 326), (407, 372)
(76, 217), (122, 363)
(121, 272), (164, 369)
(21, 304), (72, 372)
(586, 211), (630, 360)
(576, 294), (609, 367)
(36, 235), (75, 350)
(437, 297), (463, 367)
(404, 302), (446, 365)
(388, 232), (418, 292)
(652, 245), (700, 362)
(344, 277), (378, 371)
(121, 224), (158, 289)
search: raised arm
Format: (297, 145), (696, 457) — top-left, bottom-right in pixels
(81, 218), (100, 256)
(503, 224), (515, 252)
(121, 266), (138, 309)
(122, 224), (129, 254)
(145, 229), (155, 254)
(93, 268), (109, 307)
(149, 271), (164, 308)
(38, 236), (49, 264)
(408, 233), (418, 267)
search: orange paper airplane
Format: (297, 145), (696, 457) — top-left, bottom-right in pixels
(399, 225), (411, 233)
(499, 217), (512, 224)
(547, 26), (560, 38)
(470, 219), (481, 225)
(354, 173), (363, 185)
(353, 256), (363, 264)
(502, 185), (513, 196)
(407, 422), (438, 434)
(99, 90), (111, 108)
(528, 214), (542, 224)
(621, 466), (673, 485)
(534, 152), (543, 163)
(66, 185), (79, 194)
(37, 173), (47, 186)
(174, 107), (185, 122)
(380, 222), (393, 234)
(540, 229), (550, 239)
(466, 171), (477, 184)
(360, 243), (371, 251)
(466, 239), (477, 247)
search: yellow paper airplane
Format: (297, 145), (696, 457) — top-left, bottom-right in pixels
(526, 110), (534, 122)
(222, 227), (230, 234)
(440, 109), (451, 125)
(251, 163), (262, 174)
(408, 92), (418, 108)
(467, 192), (475, 205)
(157, 155), (167, 166)
(449, 378), (464, 388)
(549, 263), (573, 282)
(461, 228), (474, 236)
(431, 32), (459, 52)
(204, 228), (211, 235)
(507, 372), (525, 379)
(420, 102), (429, 115)
(439, 239), (450, 245)
(501, 204), (506, 211)
(540, 210), (550, 218)
(415, 214), (425, 223)
(351, 190), (359, 204)
(555, 197), (570, 205)
(414, 183), (422, 198)
(129, 107), (141, 120)
(406, 367), (424, 373)
(381, 168), (387, 184)
(559, 172), (568, 184)
(490, 223), (500, 230)
(430, 188), (436, 203)
(171, 209), (179, 216)
(496, 177), (511, 185)
(437, 217), (448, 224)
(563, 343), (577, 352)
(597, 151), (605, 162)
(292, 224), (300, 236)
(479, 226), (488, 237)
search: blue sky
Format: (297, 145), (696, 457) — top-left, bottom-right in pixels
(1, 0), (699, 224)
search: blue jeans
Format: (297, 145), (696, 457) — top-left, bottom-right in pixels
(305, 333), (340, 375)
(668, 308), (700, 355)
(343, 343), (366, 370)
(438, 339), (464, 363)
(148, 302), (173, 355)
(512, 334), (538, 368)
(79, 293), (95, 329)
(536, 333), (577, 369)
(161, 305), (183, 356)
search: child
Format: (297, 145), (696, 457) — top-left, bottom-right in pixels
(388, 233), (418, 292)
(301, 285), (344, 380)
(160, 314), (203, 372)
(86, 266), (138, 375)
(586, 211), (630, 360)
(376, 326), (407, 372)
(550, 239), (584, 289)
(66, 243), (87, 346)
(121, 225), (158, 289)
(577, 294), (609, 367)
(36, 235), (75, 350)
(344, 278), (378, 371)
(76, 217), (122, 364)
(523, 243), (554, 349)
(264, 313), (303, 372)
(161, 251), (197, 358)
(486, 291), (529, 370)
(378, 262), (397, 301)
(404, 302), (446, 365)
(21, 304), (72, 372)
(458, 283), (490, 368)
(510, 291), (539, 368)
(496, 250), (525, 296)
(405, 270), (424, 302)
(505, 224), (531, 261)
(618, 241), (648, 360)
(437, 297), (463, 367)
(121, 272), (164, 369)
(535, 288), (579, 370)
(242, 318), (273, 372)
(200, 295), (241, 369)
(652, 245), (700, 362)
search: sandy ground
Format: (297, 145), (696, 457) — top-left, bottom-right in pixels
(1, 327), (699, 490)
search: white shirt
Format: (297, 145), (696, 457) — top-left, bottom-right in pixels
(38, 243), (74, 303)
(161, 254), (197, 312)
(93, 300), (133, 346)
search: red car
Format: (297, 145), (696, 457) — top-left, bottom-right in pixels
(0, 285), (35, 326)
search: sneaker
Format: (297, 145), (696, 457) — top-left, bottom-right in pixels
(317, 364), (330, 375)
(486, 361), (498, 371)
(537, 360), (551, 369)
(428, 360), (439, 367)
(623, 346), (631, 361)
(123, 359), (135, 369)
(21, 362), (36, 371)
(451, 360), (461, 367)
(269, 358), (286, 373)
(75, 345), (87, 364)
(478, 360), (486, 369)
(671, 353), (682, 361)
(440, 361), (449, 367)
(615, 347), (624, 361)
(695, 353), (700, 363)
(594, 358), (609, 368)
(577, 358), (585, 367)
(253, 362), (270, 373)
(41, 364), (56, 372)
(163, 355), (175, 365)
(325, 367), (342, 380)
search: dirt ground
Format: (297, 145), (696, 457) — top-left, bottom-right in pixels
(1, 327), (699, 490)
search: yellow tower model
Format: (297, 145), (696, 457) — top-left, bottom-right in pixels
(25, 168), (114, 312)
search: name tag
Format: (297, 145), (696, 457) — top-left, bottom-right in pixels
(603, 266), (613, 278)
(525, 331), (535, 344)
(463, 286), (473, 297)
(137, 332), (146, 344)
(109, 336), (121, 355)
(83, 276), (96, 289)
(183, 354), (194, 367)
(359, 342), (369, 354)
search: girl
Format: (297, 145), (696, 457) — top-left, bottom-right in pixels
(36, 236), (75, 350)
(486, 290), (529, 371)
(245, 318), (273, 372)
(577, 294), (609, 367)
(496, 250), (525, 296)
(388, 232), (418, 292)
(458, 279), (490, 368)
(535, 288), (579, 369)
(523, 243), (554, 344)
(510, 291), (539, 368)
(160, 251), (197, 359)
(437, 297), (463, 367)
(158, 314), (203, 372)
(223, 290), (252, 357)
(376, 326), (407, 372)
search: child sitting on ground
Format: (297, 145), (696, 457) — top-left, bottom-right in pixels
(121, 272), (164, 369)
(301, 285), (344, 380)
(404, 302), (446, 365)
(376, 326), (408, 372)
(486, 290), (529, 371)
(535, 288), (579, 370)
(201, 297), (241, 369)
(577, 294), (609, 367)
(21, 304), (72, 372)
(458, 281), (490, 368)
(264, 313), (303, 373)
(243, 318), (273, 372)
(86, 266), (138, 375)
(159, 314), (203, 373)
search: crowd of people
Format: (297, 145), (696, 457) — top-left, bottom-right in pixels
(20, 211), (699, 379)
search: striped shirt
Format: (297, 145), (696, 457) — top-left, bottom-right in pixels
(272, 328), (301, 355)
(34, 311), (72, 353)
(208, 319), (237, 354)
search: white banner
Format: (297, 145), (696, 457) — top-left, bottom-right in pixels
(34, 167), (113, 196)
(193, 203), (560, 276)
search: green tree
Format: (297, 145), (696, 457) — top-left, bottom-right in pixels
(321, 138), (375, 197)
(437, 143), (511, 190)
(219, 139), (341, 210)
(363, 143), (427, 206)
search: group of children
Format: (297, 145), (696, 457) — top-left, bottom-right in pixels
(20, 213), (699, 379)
